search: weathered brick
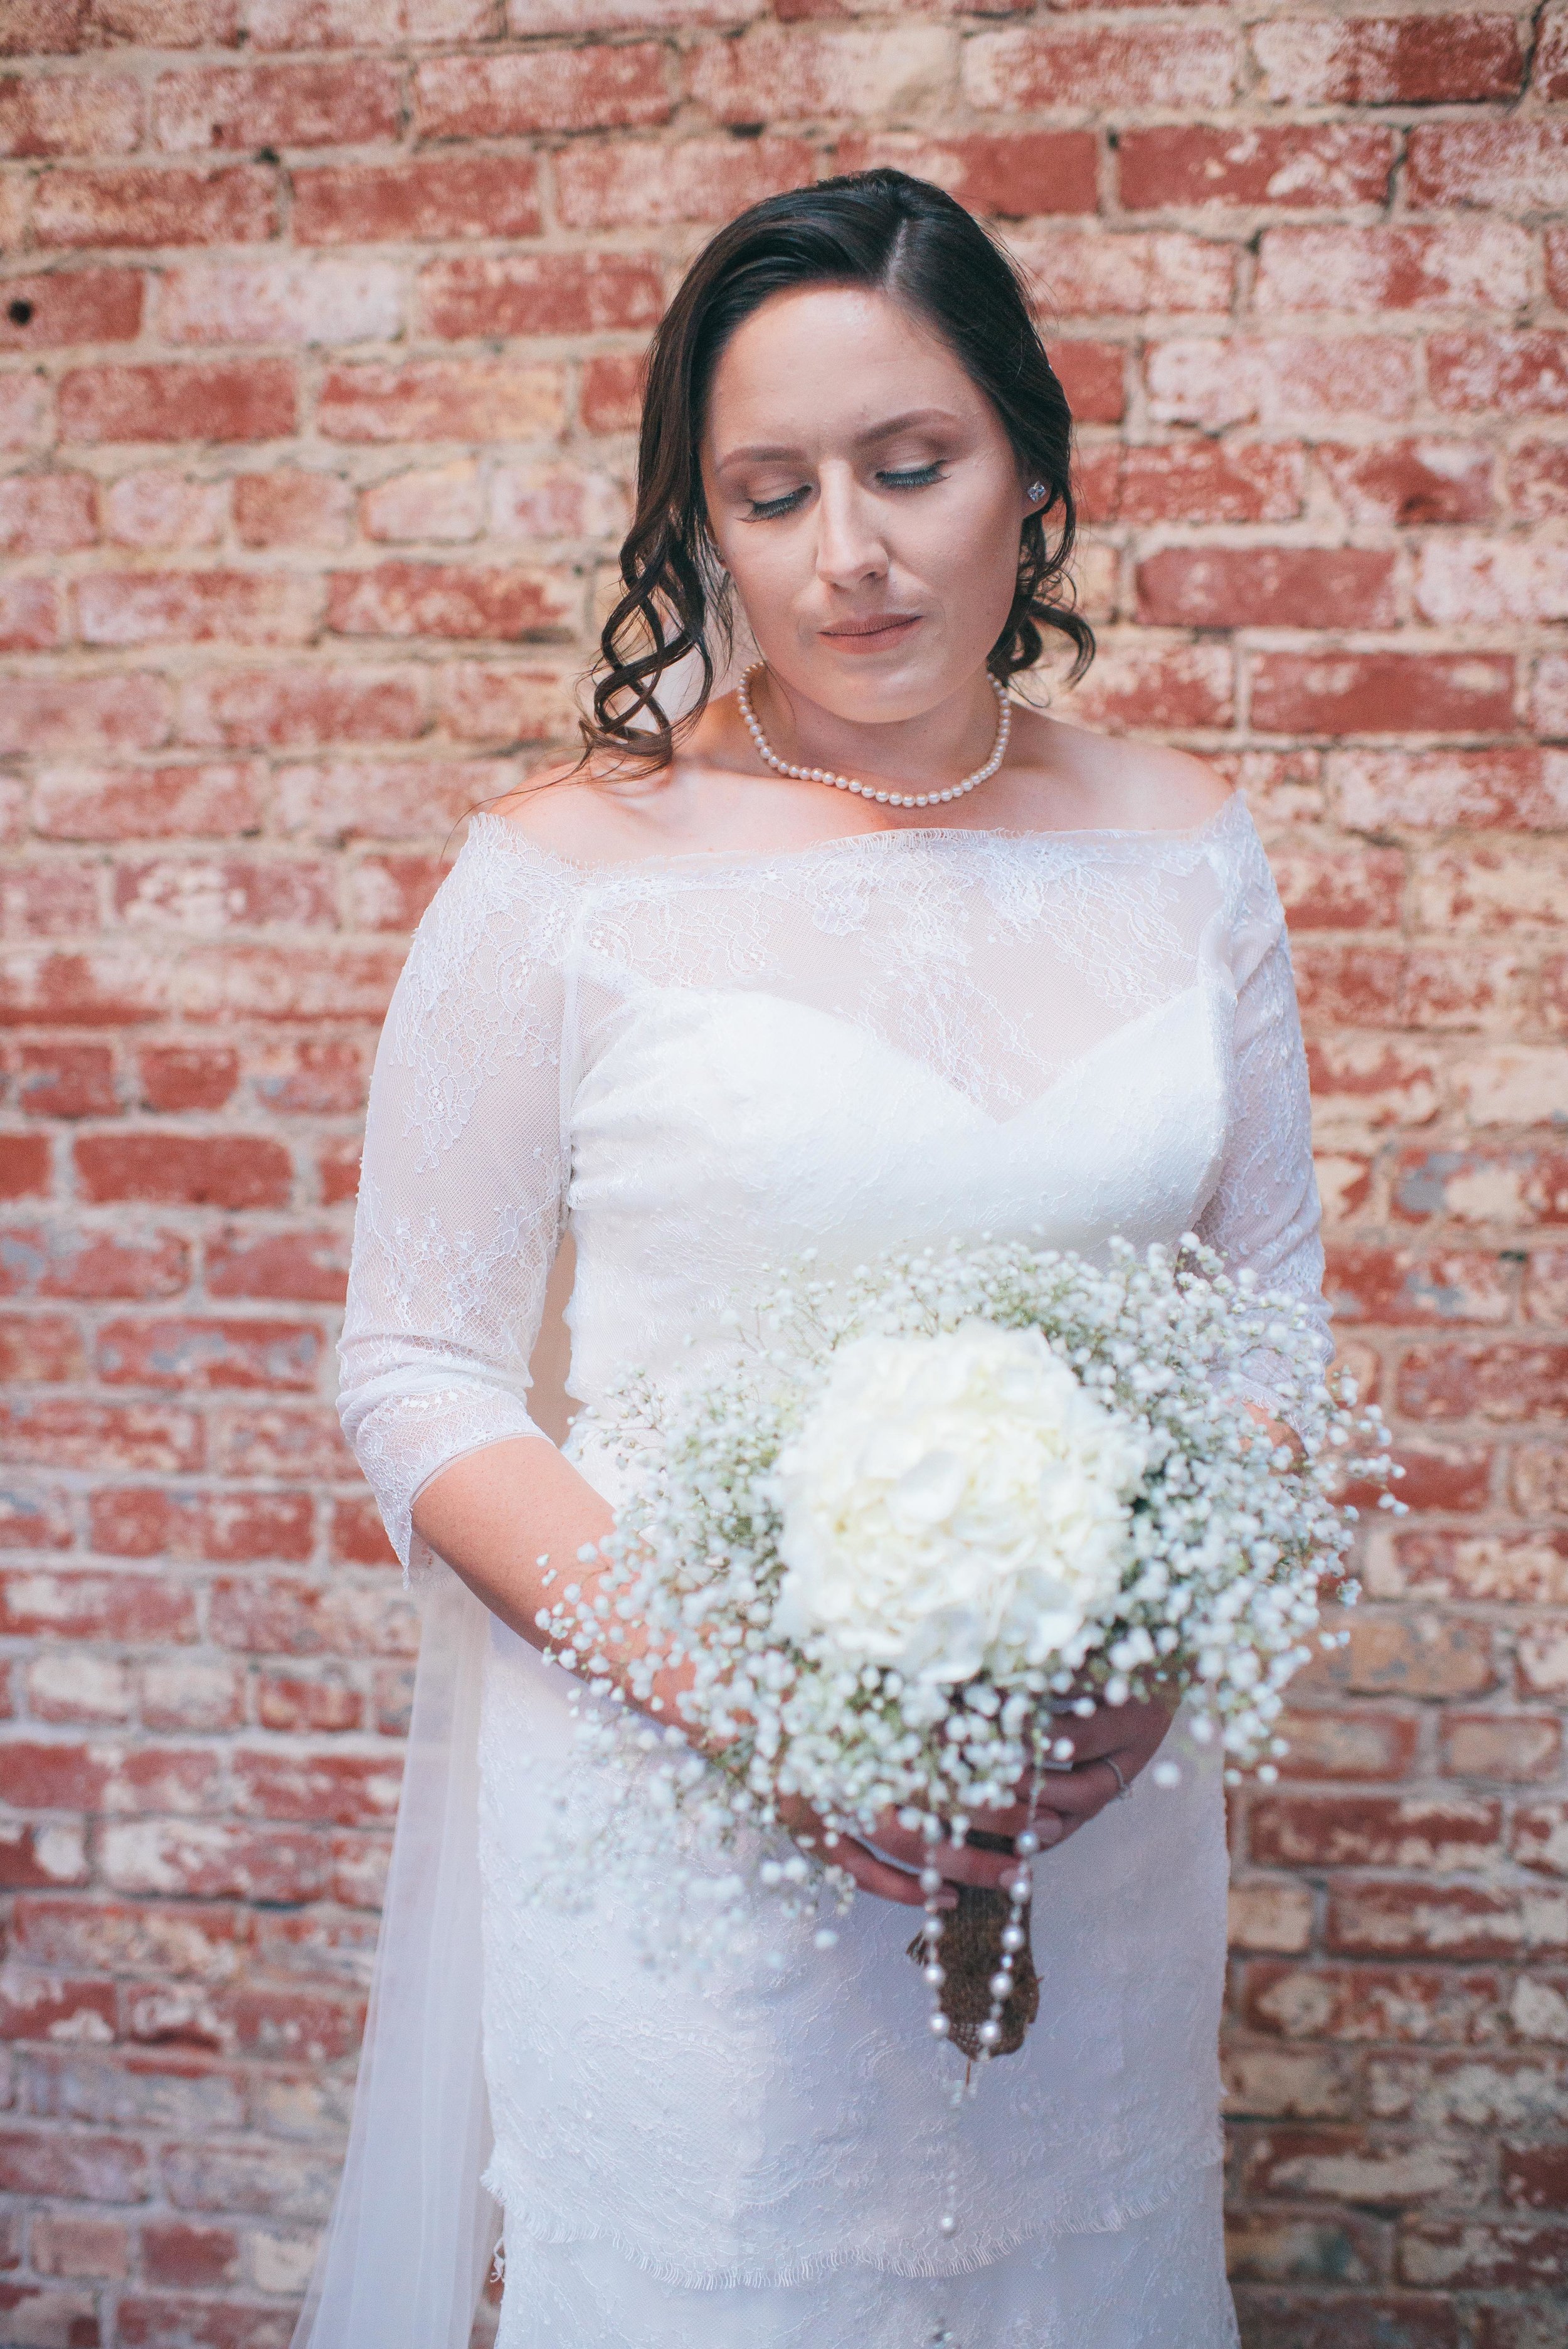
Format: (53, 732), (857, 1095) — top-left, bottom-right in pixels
(76, 570), (320, 649)
(159, 257), (403, 347)
(1241, 1959), (1508, 2045)
(415, 43), (671, 137)
(0, 470), (96, 554)
(1407, 122), (1568, 213)
(1251, 13), (1525, 104)
(102, 469), (228, 551)
(33, 163), (276, 247)
(1120, 125), (1394, 213)
(326, 559), (576, 642)
(693, 24), (959, 122)
(152, 59), (401, 152)
(60, 351), (299, 444)
(555, 132), (815, 230)
(231, 467), (354, 551)
(1250, 1794), (1502, 1871)
(293, 154), (541, 245)
(964, 22), (1236, 112)
(0, 268), (143, 347)
(1318, 440), (1495, 528)
(1137, 546), (1397, 631)
(418, 251), (664, 342)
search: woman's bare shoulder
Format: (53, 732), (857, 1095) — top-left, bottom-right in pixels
(487, 755), (677, 867)
(1010, 708), (1234, 834)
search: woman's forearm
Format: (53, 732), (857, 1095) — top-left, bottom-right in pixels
(410, 1436), (693, 1717)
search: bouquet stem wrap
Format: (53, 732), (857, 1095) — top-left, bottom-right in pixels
(909, 1828), (1039, 2060)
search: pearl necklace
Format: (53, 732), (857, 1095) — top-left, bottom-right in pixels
(737, 662), (1011, 810)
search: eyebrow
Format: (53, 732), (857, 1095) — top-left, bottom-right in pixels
(713, 408), (963, 473)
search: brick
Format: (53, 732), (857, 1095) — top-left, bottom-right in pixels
(1517, 1805), (1568, 1879)
(965, 22), (1235, 112)
(179, 665), (422, 746)
(141, 1658), (244, 1732)
(1415, 846), (1568, 934)
(434, 660), (578, 745)
(1224, 2208), (1384, 2284)
(204, 1228), (349, 1303)
(0, 267), (142, 347)
(0, 1222), (189, 1301)
(1518, 1622), (1568, 1699)
(78, 0), (243, 38)
(232, 1745), (400, 1827)
(1136, 546), (1397, 630)
(0, 368), (48, 452)
(360, 461), (482, 544)
(152, 60), (401, 152)
(1407, 121), (1568, 213)
(555, 133), (815, 230)
(0, 576), (65, 651)
(1222, 2044), (1359, 2120)
(1241, 1959), (1507, 2045)
(159, 257), (402, 347)
(692, 24), (956, 122)
(273, 756), (504, 840)
(136, 1052), (236, 1113)
(1229, 1878), (1315, 1954)
(90, 1489), (310, 1569)
(1231, 2289), (1462, 2347)
(0, 1736), (218, 1813)
(832, 129), (1098, 221)
(1333, 748), (1568, 832)
(1431, 334), (1568, 419)
(1147, 336), (1415, 430)
(0, 471), (96, 554)
(0, 1820), (88, 1888)
(140, 2221), (239, 2289)
(96, 1315), (322, 1392)
(489, 462), (623, 543)
(1051, 341), (1123, 425)
(257, 1669), (361, 1732)
(342, 853), (445, 931)
(1513, 443), (1568, 522)
(0, 1308), (83, 1382)
(209, 1402), (354, 1478)
(113, 854), (335, 932)
(1328, 1880), (1560, 1961)
(1441, 1713), (1562, 1783)
(0, 1569), (194, 1640)
(232, 468), (353, 551)
(208, 1572), (415, 1657)
(30, 2210), (130, 2279)
(1274, 1706), (1419, 1779)
(1400, 2220), (1568, 2291)
(1062, 637), (1233, 732)
(1250, 1795), (1502, 1871)
(580, 349), (644, 433)
(0, 942), (167, 1026)
(97, 1817), (329, 1902)
(1256, 223), (1532, 316)
(60, 359), (297, 446)
(418, 252), (664, 342)
(1263, 651), (1516, 744)
(174, 939), (402, 1023)
(1273, 845), (1405, 930)
(1251, 13), (1525, 104)
(75, 1133), (290, 1209)
(327, 560), (575, 642)
(1236, 2125), (1486, 2206)
(319, 359), (564, 445)
(1369, 2050), (1568, 2130)
(1416, 540), (1568, 627)
(0, 672), (171, 755)
(0, 2129), (146, 2202)
(28, 1646), (135, 1722)
(509, 0), (756, 23)
(3, 861), (101, 935)
(1081, 442), (1302, 527)
(1454, 1048), (1568, 1128)
(0, 1483), (73, 1552)
(1398, 1344), (1568, 1425)
(1541, 8), (1568, 99)
(314, 1138), (358, 1204)
(415, 43), (670, 137)
(293, 154), (542, 246)
(1318, 440), (1495, 528)
(33, 164), (276, 248)
(1012, 224), (1234, 316)
(328, 1494), (395, 1566)
(0, 69), (140, 157)
(77, 571), (319, 649)
(250, 0), (490, 37)
(33, 761), (263, 840)
(1374, 1532), (1568, 1604)
(102, 469), (227, 551)
(1120, 124), (1394, 214)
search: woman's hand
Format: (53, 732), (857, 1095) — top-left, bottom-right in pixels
(774, 1688), (1179, 1909)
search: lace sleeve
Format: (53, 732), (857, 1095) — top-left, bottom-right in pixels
(1194, 814), (1332, 1414)
(337, 827), (578, 1579)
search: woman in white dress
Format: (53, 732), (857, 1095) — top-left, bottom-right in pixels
(294, 170), (1328, 2349)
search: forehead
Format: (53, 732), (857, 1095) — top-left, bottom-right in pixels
(702, 284), (988, 449)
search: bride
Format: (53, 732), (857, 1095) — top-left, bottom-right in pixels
(295, 168), (1327, 2349)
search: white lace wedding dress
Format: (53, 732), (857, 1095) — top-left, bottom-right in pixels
(314, 791), (1328, 2349)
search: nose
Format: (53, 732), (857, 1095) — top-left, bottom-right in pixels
(813, 462), (889, 592)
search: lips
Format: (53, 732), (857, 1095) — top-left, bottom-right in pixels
(820, 614), (921, 643)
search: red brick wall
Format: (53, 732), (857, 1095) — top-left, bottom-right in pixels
(0, 4), (1563, 2343)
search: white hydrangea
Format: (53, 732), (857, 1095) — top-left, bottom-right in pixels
(770, 1324), (1147, 1687)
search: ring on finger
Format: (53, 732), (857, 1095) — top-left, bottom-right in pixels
(1102, 1754), (1133, 1801)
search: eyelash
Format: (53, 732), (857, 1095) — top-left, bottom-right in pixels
(748, 463), (945, 521)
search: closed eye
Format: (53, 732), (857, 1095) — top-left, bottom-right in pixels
(747, 462), (946, 521)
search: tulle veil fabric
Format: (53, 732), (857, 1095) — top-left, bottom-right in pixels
(289, 640), (738, 2349)
(289, 1551), (499, 2349)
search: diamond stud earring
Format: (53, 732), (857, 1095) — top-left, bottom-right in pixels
(1025, 480), (1047, 502)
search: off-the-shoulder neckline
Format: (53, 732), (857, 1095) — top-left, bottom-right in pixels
(469, 788), (1248, 882)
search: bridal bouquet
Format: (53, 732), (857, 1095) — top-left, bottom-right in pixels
(534, 1234), (1394, 2062)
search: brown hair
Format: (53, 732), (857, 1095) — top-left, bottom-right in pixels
(582, 167), (1094, 773)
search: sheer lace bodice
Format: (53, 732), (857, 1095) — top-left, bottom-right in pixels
(324, 790), (1325, 2343)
